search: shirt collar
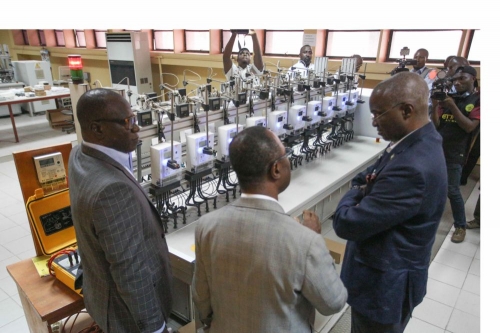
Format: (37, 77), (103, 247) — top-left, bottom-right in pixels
(387, 127), (420, 153)
(83, 141), (134, 175)
(241, 193), (280, 205)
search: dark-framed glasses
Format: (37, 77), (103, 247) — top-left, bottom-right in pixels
(94, 115), (138, 130)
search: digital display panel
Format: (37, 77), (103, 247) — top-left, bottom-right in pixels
(199, 140), (207, 147)
(40, 158), (54, 167)
(277, 116), (283, 122)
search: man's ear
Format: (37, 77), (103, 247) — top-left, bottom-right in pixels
(269, 161), (281, 181)
(90, 122), (104, 138)
(403, 104), (413, 119)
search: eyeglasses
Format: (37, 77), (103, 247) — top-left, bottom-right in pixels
(370, 102), (405, 121)
(94, 115), (138, 130)
(269, 147), (293, 169)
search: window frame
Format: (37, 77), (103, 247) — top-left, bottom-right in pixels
(263, 30), (303, 57)
(387, 29), (464, 63)
(220, 30), (256, 54)
(324, 30), (379, 61)
(465, 30), (480, 65)
(184, 29), (210, 53)
(21, 30), (29, 45)
(55, 29), (65, 47)
(74, 29), (86, 48)
(37, 30), (46, 46)
(153, 30), (174, 51)
(94, 30), (107, 49)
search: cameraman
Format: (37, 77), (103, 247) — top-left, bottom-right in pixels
(411, 49), (437, 114)
(431, 66), (480, 244)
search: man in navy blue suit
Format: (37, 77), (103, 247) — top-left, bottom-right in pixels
(333, 72), (448, 333)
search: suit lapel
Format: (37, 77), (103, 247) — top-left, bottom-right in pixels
(81, 145), (162, 223)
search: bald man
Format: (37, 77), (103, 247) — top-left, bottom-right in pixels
(411, 48), (437, 113)
(333, 72), (447, 333)
(352, 54), (363, 72)
(69, 89), (173, 332)
(193, 126), (347, 332)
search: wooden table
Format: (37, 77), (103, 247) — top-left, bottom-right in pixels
(6, 259), (85, 333)
(0, 92), (70, 143)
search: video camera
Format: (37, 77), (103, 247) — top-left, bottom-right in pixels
(390, 47), (418, 76)
(430, 70), (454, 101)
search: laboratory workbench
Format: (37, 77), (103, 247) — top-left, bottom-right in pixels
(0, 90), (70, 143)
(165, 135), (386, 325)
(6, 259), (85, 333)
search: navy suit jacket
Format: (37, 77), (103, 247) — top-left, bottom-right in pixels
(333, 122), (447, 324)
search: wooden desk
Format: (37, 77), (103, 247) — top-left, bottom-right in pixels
(6, 259), (84, 333)
(0, 92), (70, 143)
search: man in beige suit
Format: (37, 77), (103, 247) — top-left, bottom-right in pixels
(192, 126), (347, 332)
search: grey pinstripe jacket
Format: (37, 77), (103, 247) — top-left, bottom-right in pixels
(69, 144), (173, 333)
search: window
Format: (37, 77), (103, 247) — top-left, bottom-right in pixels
(37, 30), (46, 46)
(467, 30), (480, 63)
(154, 30), (174, 51)
(264, 30), (303, 56)
(94, 30), (107, 48)
(74, 30), (86, 48)
(185, 30), (209, 52)
(221, 30), (254, 53)
(326, 30), (379, 59)
(55, 30), (65, 46)
(389, 30), (463, 61)
(21, 30), (29, 45)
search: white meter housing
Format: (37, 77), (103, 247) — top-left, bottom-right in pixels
(186, 132), (215, 172)
(334, 92), (348, 117)
(322, 96), (335, 119)
(33, 152), (66, 185)
(347, 89), (360, 113)
(246, 116), (267, 128)
(307, 101), (322, 125)
(268, 111), (287, 137)
(288, 105), (306, 130)
(150, 141), (183, 187)
(217, 124), (244, 159)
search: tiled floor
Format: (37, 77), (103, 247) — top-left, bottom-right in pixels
(324, 179), (481, 333)
(0, 113), (482, 332)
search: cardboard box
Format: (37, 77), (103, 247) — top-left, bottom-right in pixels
(323, 238), (346, 264)
(178, 321), (197, 333)
(47, 108), (73, 129)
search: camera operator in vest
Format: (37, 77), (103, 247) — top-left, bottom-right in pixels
(411, 49), (437, 114)
(431, 66), (480, 244)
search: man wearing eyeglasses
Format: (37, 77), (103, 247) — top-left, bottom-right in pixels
(333, 72), (447, 333)
(431, 66), (480, 243)
(193, 126), (347, 333)
(68, 89), (174, 333)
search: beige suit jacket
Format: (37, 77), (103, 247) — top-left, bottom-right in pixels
(193, 197), (347, 332)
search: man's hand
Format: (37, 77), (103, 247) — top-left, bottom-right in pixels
(300, 210), (321, 234)
(438, 95), (456, 109)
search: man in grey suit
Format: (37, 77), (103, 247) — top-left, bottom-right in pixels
(68, 89), (173, 333)
(193, 126), (347, 332)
